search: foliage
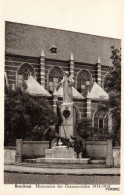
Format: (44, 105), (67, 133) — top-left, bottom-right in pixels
(5, 89), (57, 145)
(90, 132), (114, 141)
(77, 117), (113, 141)
(99, 47), (121, 146)
(77, 118), (93, 140)
(97, 100), (108, 112)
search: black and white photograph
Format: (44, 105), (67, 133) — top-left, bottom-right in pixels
(0, 0), (123, 194)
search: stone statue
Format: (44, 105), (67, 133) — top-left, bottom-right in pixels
(43, 120), (60, 148)
(59, 71), (74, 103)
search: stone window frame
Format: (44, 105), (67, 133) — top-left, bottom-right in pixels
(76, 69), (93, 96)
(74, 105), (81, 120)
(93, 109), (108, 133)
(16, 63), (36, 89)
(47, 66), (64, 92)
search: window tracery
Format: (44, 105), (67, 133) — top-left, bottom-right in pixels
(94, 110), (108, 133)
(48, 66), (63, 93)
(77, 70), (92, 97)
(17, 63), (35, 89)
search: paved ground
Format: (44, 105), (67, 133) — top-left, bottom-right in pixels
(4, 172), (120, 184)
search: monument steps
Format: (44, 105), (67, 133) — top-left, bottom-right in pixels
(21, 161), (107, 169)
(24, 158), (106, 164)
(24, 158), (91, 164)
(23, 158), (106, 169)
(36, 157), (91, 164)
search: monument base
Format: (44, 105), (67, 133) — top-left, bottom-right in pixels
(36, 157), (91, 164)
(34, 146), (92, 165)
(45, 146), (80, 158)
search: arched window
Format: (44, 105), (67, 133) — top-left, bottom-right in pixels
(48, 66), (63, 93)
(94, 110), (108, 133)
(77, 70), (93, 97)
(17, 63), (35, 89)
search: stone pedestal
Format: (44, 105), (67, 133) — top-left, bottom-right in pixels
(106, 140), (114, 167)
(15, 139), (23, 163)
(45, 146), (77, 158)
(4, 147), (16, 165)
(113, 147), (120, 167)
(60, 103), (75, 139)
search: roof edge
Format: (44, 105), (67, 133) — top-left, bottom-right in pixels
(5, 20), (121, 41)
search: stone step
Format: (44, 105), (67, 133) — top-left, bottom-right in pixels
(91, 160), (106, 164)
(21, 162), (107, 169)
(24, 158), (106, 165)
(24, 159), (37, 163)
(36, 157), (91, 164)
(25, 158), (91, 164)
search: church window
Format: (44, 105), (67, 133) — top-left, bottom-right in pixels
(48, 66), (63, 93)
(94, 110), (108, 133)
(77, 70), (93, 97)
(99, 118), (104, 129)
(17, 63), (35, 90)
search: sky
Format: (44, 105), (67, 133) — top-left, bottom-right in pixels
(1, 0), (124, 39)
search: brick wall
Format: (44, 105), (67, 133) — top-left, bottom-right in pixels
(75, 62), (97, 83)
(74, 100), (86, 118)
(5, 54), (109, 121)
(5, 54), (109, 90)
(5, 55), (40, 88)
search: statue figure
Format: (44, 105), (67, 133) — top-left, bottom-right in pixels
(58, 71), (74, 103)
(43, 120), (60, 149)
(68, 136), (86, 158)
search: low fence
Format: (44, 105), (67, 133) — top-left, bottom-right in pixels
(86, 141), (108, 159)
(23, 141), (49, 159)
(4, 139), (120, 167)
(15, 140), (49, 163)
(86, 140), (114, 166)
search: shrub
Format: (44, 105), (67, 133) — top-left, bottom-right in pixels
(77, 118), (93, 140)
(5, 89), (57, 145)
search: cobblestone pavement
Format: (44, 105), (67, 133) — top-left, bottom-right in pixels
(4, 172), (120, 184)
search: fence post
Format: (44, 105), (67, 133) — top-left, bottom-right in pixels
(106, 139), (114, 167)
(15, 139), (23, 163)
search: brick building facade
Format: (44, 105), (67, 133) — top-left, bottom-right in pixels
(5, 21), (121, 134)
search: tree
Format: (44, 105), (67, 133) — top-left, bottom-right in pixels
(103, 47), (121, 145)
(5, 89), (57, 145)
(77, 118), (93, 140)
